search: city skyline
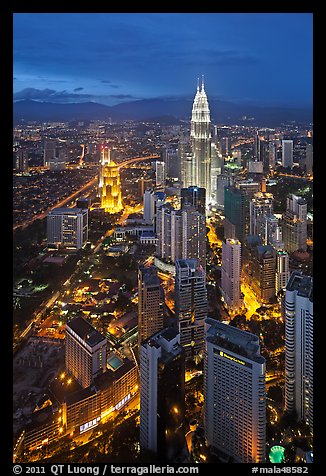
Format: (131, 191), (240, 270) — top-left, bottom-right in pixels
(13, 13), (313, 108)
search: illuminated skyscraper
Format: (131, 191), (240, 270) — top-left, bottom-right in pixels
(204, 319), (266, 463)
(140, 327), (186, 461)
(282, 140), (294, 168)
(221, 238), (243, 313)
(284, 272), (313, 429)
(190, 77), (212, 205)
(138, 265), (164, 349)
(99, 145), (123, 213)
(65, 316), (107, 389)
(175, 258), (207, 360)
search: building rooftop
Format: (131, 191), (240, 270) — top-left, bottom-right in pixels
(66, 316), (106, 347)
(286, 271), (313, 301)
(205, 318), (265, 364)
(49, 207), (86, 215)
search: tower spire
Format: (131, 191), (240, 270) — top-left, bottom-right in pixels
(201, 74), (205, 91)
(197, 77), (200, 92)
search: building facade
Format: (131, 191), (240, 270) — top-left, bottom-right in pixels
(221, 238), (243, 313)
(175, 259), (207, 360)
(204, 318), (266, 463)
(138, 265), (164, 349)
(65, 316), (107, 389)
(140, 328), (186, 462)
(47, 207), (88, 250)
(284, 272), (313, 429)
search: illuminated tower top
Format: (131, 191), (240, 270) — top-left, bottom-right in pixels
(191, 76), (211, 131)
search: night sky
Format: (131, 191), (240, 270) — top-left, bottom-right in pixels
(13, 13), (313, 108)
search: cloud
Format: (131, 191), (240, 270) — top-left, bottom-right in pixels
(101, 80), (119, 88)
(13, 87), (94, 103)
(73, 87), (84, 92)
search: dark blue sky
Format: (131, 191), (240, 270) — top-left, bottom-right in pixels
(13, 13), (313, 108)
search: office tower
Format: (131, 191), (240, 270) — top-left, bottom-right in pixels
(284, 272), (313, 429)
(47, 207), (88, 250)
(275, 250), (290, 294)
(236, 178), (261, 200)
(153, 191), (166, 232)
(204, 319), (266, 463)
(15, 148), (28, 172)
(43, 140), (56, 167)
(99, 145), (123, 213)
(254, 131), (262, 161)
(305, 143), (313, 175)
(263, 214), (282, 247)
(156, 202), (206, 270)
(181, 186), (206, 214)
(138, 265), (164, 348)
(224, 186), (246, 243)
(216, 175), (231, 210)
(156, 204), (182, 264)
(282, 194), (307, 253)
(178, 134), (193, 189)
(268, 141), (277, 170)
(210, 131), (223, 204)
(65, 316), (107, 389)
(252, 245), (276, 304)
(138, 177), (153, 199)
(140, 327), (186, 462)
(175, 259), (207, 360)
(143, 189), (155, 225)
(190, 77), (212, 204)
(249, 192), (274, 240)
(181, 206), (206, 270)
(163, 145), (179, 179)
(282, 140), (294, 168)
(221, 238), (243, 313)
(155, 161), (166, 189)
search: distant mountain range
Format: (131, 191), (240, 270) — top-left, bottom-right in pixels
(13, 98), (313, 126)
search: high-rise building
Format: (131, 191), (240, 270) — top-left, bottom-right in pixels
(175, 259), (207, 360)
(268, 141), (277, 170)
(181, 206), (206, 270)
(155, 161), (166, 189)
(249, 192), (274, 240)
(178, 134), (193, 189)
(156, 204), (182, 264)
(221, 238), (243, 313)
(181, 186), (206, 215)
(215, 175), (231, 210)
(251, 245), (276, 304)
(305, 143), (313, 175)
(156, 202), (206, 270)
(190, 77), (212, 204)
(99, 146), (123, 213)
(140, 327), (186, 462)
(163, 145), (179, 180)
(138, 265), (164, 349)
(43, 140), (56, 167)
(47, 207), (88, 250)
(15, 148), (28, 172)
(282, 194), (307, 253)
(275, 250), (290, 294)
(143, 189), (155, 225)
(282, 140), (294, 168)
(224, 186), (246, 243)
(138, 177), (153, 199)
(263, 214), (282, 247)
(284, 271), (313, 429)
(65, 316), (107, 389)
(204, 319), (266, 463)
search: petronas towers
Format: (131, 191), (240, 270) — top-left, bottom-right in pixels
(182, 77), (212, 207)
